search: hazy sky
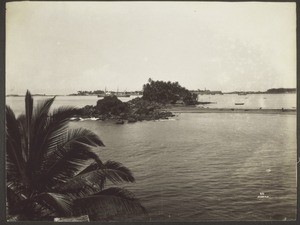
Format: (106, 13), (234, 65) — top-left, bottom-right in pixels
(6, 1), (296, 95)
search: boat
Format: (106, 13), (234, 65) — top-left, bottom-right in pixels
(97, 87), (110, 97)
(113, 88), (130, 97)
(235, 103), (244, 105)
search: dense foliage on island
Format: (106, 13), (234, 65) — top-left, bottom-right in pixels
(81, 96), (173, 123)
(142, 78), (198, 105)
(79, 79), (199, 123)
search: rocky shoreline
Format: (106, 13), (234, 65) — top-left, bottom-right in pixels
(75, 97), (175, 124)
(70, 96), (296, 124)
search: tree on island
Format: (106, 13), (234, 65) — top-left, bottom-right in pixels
(6, 91), (146, 221)
(142, 78), (198, 105)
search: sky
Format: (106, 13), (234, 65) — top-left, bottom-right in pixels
(6, 1), (296, 95)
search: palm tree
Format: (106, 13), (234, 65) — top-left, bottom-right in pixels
(6, 91), (146, 221)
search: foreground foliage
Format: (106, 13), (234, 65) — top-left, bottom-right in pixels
(6, 91), (146, 221)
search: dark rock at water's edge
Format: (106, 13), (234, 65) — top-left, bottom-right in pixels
(78, 96), (175, 123)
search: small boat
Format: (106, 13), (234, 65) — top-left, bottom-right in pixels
(112, 87), (131, 97)
(235, 103), (244, 105)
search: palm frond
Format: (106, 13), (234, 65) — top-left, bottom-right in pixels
(25, 90), (33, 155)
(39, 142), (103, 189)
(32, 107), (83, 176)
(73, 187), (146, 218)
(77, 161), (102, 176)
(45, 106), (82, 154)
(43, 128), (104, 168)
(64, 161), (134, 198)
(28, 97), (55, 172)
(104, 161), (135, 182)
(55, 161), (135, 195)
(6, 106), (28, 185)
(12, 192), (74, 220)
(6, 158), (21, 183)
(17, 114), (29, 161)
(7, 183), (27, 215)
(66, 128), (105, 147)
(59, 161), (104, 198)
(30, 192), (74, 217)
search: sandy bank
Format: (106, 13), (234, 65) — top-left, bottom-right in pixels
(165, 106), (296, 115)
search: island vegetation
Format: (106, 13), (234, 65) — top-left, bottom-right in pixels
(79, 79), (199, 123)
(142, 78), (198, 105)
(6, 91), (146, 221)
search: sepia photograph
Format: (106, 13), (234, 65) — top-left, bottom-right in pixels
(5, 1), (297, 222)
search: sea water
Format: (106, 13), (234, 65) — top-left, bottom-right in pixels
(70, 113), (296, 221)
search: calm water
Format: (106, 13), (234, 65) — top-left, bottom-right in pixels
(70, 114), (296, 221)
(197, 93), (296, 109)
(6, 95), (297, 221)
(6, 95), (139, 116)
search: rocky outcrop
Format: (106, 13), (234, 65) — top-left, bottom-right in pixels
(79, 97), (175, 123)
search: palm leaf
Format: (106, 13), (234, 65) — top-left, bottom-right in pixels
(13, 192), (74, 220)
(41, 128), (104, 170)
(77, 161), (102, 176)
(55, 161), (135, 195)
(17, 114), (29, 161)
(28, 97), (55, 172)
(42, 106), (82, 155)
(73, 187), (146, 218)
(33, 107), (83, 176)
(30, 193), (74, 217)
(40, 143), (103, 189)
(104, 161), (135, 182)
(25, 90), (33, 157)
(7, 183), (27, 215)
(6, 106), (28, 185)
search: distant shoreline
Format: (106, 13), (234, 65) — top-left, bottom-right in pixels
(166, 106), (296, 115)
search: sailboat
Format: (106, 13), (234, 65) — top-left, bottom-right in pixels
(97, 87), (110, 97)
(114, 88), (131, 97)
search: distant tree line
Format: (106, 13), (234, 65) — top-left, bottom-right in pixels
(266, 88), (296, 94)
(70, 90), (143, 96)
(75, 90), (105, 95)
(142, 78), (198, 105)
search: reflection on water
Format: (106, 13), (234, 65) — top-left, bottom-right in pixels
(69, 113), (296, 221)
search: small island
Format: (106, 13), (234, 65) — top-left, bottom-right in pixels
(77, 79), (198, 123)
